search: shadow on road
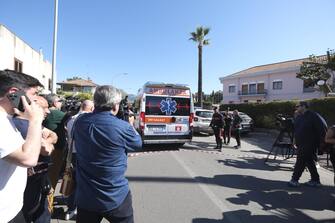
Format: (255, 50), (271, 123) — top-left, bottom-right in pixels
(192, 210), (335, 223)
(193, 174), (335, 223)
(217, 157), (293, 172)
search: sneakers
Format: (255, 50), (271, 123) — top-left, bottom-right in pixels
(305, 180), (321, 187)
(65, 209), (77, 220)
(288, 180), (300, 187)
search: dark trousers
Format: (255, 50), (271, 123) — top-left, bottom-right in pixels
(77, 191), (133, 223)
(223, 127), (231, 144)
(233, 129), (241, 146)
(8, 211), (26, 223)
(330, 148), (335, 184)
(22, 173), (51, 223)
(213, 127), (222, 149)
(292, 148), (320, 182)
(67, 154), (77, 211)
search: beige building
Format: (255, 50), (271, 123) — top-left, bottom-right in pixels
(219, 58), (331, 104)
(0, 24), (52, 91)
(57, 78), (98, 93)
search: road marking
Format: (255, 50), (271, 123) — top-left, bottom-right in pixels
(171, 151), (243, 223)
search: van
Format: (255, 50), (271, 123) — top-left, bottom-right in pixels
(134, 82), (194, 145)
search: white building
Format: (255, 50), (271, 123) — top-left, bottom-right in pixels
(0, 24), (52, 91)
(219, 58), (327, 104)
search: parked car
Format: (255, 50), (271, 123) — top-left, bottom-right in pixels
(238, 112), (254, 133)
(221, 111), (254, 134)
(193, 109), (214, 135)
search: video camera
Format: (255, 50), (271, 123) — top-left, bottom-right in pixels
(275, 114), (294, 132)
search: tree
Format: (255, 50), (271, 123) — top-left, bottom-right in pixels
(297, 50), (335, 96)
(189, 26), (210, 108)
(66, 76), (82, 81)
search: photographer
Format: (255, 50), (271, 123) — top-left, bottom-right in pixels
(288, 101), (327, 187)
(74, 86), (142, 223)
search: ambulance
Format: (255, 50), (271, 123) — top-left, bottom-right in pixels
(134, 82), (194, 145)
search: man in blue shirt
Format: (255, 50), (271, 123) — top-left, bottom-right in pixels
(74, 85), (142, 223)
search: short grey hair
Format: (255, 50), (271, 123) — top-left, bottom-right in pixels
(93, 85), (122, 110)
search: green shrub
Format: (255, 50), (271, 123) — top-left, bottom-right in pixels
(220, 98), (335, 129)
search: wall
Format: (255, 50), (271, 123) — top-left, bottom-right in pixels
(0, 25), (52, 90)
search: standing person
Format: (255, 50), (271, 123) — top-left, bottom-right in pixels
(209, 107), (224, 150)
(64, 100), (94, 221)
(13, 96), (57, 223)
(120, 95), (129, 121)
(288, 101), (327, 187)
(222, 111), (232, 145)
(74, 86), (142, 223)
(0, 69), (44, 223)
(44, 94), (67, 190)
(232, 110), (242, 149)
(325, 125), (335, 184)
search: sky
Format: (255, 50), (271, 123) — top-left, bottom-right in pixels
(0, 0), (334, 95)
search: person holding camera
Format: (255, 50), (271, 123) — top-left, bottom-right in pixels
(210, 107), (224, 150)
(73, 86), (142, 223)
(0, 70), (44, 223)
(288, 101), (327, 187)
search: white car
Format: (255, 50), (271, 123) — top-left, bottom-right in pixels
(193, 109), (214, 135)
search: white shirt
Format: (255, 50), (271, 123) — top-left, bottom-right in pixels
(0, 111), (26, 223)
(66, 111), (88, 153)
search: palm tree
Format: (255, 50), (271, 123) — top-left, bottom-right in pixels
(189, 26), (210, 108)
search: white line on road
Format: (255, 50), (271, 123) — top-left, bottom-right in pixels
(171, 151), (243, 223)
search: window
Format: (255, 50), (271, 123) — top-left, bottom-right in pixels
(145, 96), (190, 116)
(14, 58), (23, 73)
(249, 84), (256, 94)
(273, 81), (283, 90)
(241, 84), (248, 94)
(243, 100), (248, 103)
(228, 85), (236, 93)
(257, 83), (265, 93)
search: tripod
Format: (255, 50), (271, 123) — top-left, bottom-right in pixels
(265, 127), (295, 162)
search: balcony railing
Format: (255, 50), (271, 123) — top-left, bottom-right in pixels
(238, 89), (268, 96)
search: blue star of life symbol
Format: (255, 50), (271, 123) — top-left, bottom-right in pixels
(160, 98), (177, 115)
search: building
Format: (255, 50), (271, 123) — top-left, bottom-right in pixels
(0, 24), (52, 91)
(219, 58), (327, 104)
(57, 78), (98, 93)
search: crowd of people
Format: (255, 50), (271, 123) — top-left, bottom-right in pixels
(0, 69), (335, 223)
(209, 107), (242, 150)
(0, 70), (142, 223)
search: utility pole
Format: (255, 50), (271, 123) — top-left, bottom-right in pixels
(51, 0), (59, 93)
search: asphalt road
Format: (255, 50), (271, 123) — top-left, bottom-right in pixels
(51, 132), (335, 223)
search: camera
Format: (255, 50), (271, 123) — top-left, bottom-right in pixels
(275, 114), (294, 132)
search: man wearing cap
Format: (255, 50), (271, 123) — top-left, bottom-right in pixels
(44, 94), (66, 190)
(288, 101), (327, 187)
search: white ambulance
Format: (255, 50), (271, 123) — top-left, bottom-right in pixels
(134, 82), (194, 145)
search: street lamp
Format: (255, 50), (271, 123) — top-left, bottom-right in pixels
(111, 73), (128, 86)
(51, 0), (59, 94)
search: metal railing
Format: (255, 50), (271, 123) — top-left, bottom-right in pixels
(238, 89), (268, 96)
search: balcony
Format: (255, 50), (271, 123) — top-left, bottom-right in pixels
(238, 89), (268, 96)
